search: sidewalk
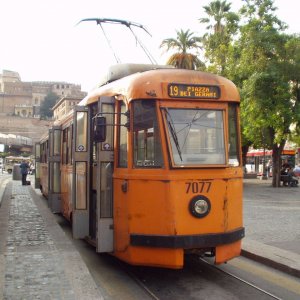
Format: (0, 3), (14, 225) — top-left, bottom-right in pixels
(242, 177), (300, 277)
(0, 180), (103, 300)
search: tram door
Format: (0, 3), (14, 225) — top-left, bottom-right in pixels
(48, 126), (61, 213)
(72, 106), (90, 239)
(96, 97), (114, 253)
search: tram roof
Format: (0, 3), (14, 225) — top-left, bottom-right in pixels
(79, 63), (240, 106)
(97, 63), (175, 87)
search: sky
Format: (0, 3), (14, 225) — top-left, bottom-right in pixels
(1, 0), (299, 91)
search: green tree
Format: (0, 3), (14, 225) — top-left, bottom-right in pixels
(235, 0), (300, 186)
(284, 36), (300, 145)
(160, 29), (205, 70)
(40, 92), (59, 119)
(199, 0), (239, 75)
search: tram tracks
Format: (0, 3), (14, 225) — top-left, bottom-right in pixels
(121, 254), (289, 300)
(197, 257), (283, 300)
(120, 264), (161, 300)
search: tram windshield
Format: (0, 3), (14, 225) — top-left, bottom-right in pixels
(164, 108), (225, 166)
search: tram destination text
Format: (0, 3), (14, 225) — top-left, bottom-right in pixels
(168, 83), (220, 99)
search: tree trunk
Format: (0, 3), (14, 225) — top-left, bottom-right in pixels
(272, 141), (285, 187)
(242, 144), (250, 168)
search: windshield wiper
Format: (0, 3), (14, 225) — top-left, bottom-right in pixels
(165, 109), (183, 161)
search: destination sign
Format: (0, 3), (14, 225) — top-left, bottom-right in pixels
(168, 83), (220, 99)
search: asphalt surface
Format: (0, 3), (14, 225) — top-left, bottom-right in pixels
(0, 175), (299, 299)
(242, 177), (300, 278)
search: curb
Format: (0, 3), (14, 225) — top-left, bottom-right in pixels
(0, 176), (11, 207)
(242, 239), (300, 278)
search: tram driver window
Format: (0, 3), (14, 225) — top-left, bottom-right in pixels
(133, 100), (163, 168)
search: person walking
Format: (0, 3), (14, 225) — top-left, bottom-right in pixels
(19, 160), (29, 186)
(266, 159), (272, 178)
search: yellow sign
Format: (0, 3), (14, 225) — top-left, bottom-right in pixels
(168, 83), (220, 99)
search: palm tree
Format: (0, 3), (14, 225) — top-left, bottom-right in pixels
(199, 0), (239, 75)
(199, 0), (232, 34)
(160, 29), (205, 70)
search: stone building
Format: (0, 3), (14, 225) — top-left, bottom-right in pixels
(14, 104), (34, 118)
(0, 70), (87, 118)
(52, 96), (82, 121)
(0, 70), (87, 144)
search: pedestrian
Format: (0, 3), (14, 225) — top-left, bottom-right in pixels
(266, 159), (272, 178)
(281, 159), (291, 171)
(19, 160), (29, 186)
(293, 164), (300, 177)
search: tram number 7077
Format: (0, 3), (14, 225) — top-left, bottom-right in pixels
(186, 181), (212, 194)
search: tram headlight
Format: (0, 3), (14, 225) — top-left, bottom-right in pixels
(189, 195), (211, 218)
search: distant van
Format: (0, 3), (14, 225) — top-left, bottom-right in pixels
(4, 156), (32, 174)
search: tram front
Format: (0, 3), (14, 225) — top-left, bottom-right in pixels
(111, 70), (244, 269)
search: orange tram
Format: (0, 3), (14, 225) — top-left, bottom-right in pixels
(36, 64), (244, 269)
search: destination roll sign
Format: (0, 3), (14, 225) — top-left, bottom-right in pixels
(168, 83), (220, 99)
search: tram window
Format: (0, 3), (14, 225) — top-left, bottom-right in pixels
(40, 143), (44, 163)
(164, 108), (225, 166)
(75, 162), (87, 209)
(228, 104), (240, 166)
(62, 129), (67, 165)
(52, 162), (61, 193)
(53, 129), (61, 156)
(67, 126), (73, 164)
(75, 111), (87, 152)
(91, 103), (99, 163)
(46, 141), (49, 162)
(41, 140), (49, 163)
(118, 102), (128, 168)
(35, 144), (40, 160)
(101, 103), (114, 151)
(40, 144), (44, 163)
(133, 100), (163, 168)
(49, 132), (53, 157)
(100, 162), (113, 217)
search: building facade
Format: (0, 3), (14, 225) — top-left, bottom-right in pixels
(0, 70), (87, 144)
(0, 70), (87, 118)
(52, 96), (82, 121)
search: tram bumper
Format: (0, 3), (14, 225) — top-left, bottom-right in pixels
(130, 227), (245, 263)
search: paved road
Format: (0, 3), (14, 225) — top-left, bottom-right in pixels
(242, 178), (300, 277)
(243, 178), (300, 254)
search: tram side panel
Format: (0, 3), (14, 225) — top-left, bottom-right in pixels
(113, 176), (184, 269)
(39, 137), (49, 198)
(61, 164), (73, 221)
(40, 162), (49, 198)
